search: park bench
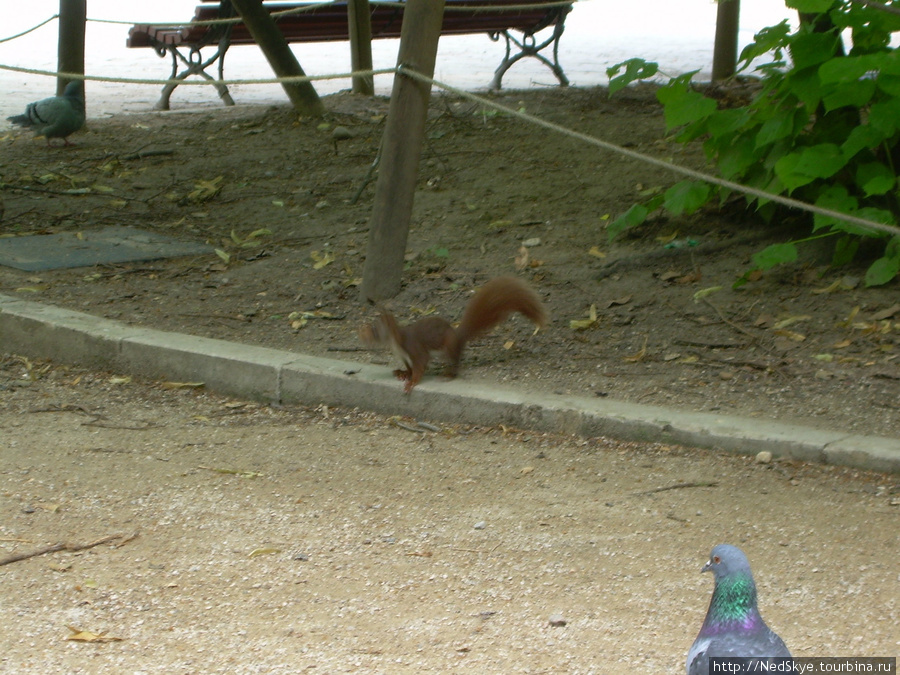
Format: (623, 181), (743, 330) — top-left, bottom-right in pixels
(127, 0), (573, 110)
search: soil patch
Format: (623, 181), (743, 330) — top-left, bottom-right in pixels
(1, 86), (898, 438)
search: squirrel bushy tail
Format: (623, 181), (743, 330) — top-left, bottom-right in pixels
(360, 276), (547, 392)
(446, 276), (548, 373)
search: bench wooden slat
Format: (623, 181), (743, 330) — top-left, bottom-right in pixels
(127, 1), (560, 48)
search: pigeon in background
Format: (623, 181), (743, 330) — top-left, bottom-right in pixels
(7, 81), (85, 146)
(687, 544), (792, 675)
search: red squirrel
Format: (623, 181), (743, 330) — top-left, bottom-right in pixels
(359, 276), (548, 393)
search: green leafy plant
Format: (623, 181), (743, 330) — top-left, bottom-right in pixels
(607, 0), (900, 286)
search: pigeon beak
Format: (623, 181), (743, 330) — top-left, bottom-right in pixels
(701, 560), (712, 574)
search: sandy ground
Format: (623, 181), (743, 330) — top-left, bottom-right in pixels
(1, 357), (897, 673)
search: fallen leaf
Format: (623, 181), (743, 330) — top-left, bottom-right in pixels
(692, 286), (722, 302)
(188, 175), (223, 202)
(198, 466), (263, 478)
(587, 246), (606, 259)
(676, 270), (702, 284)
(773, 329), (806, 342)
(872, 304), (900, 321)
(570, 304), (598, 331)
(606, 295), (632, 307)
(811, 279), (844, 294)
(837, 306), (860, 328)
(624, 337), (648, 363)
(514, 245), (529, 270)
(655, 232), (678, 244)
(108, 376), (132, 385)
(249, 547), (281, 558)
(65, 626), (123, 643)
(310, 250), (335, 269)
(160, 382), (205, 390)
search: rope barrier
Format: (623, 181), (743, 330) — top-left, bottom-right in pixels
(0, 63), (395, 87)
(0, 15), (58, 44)
(396, 66), (900, 239)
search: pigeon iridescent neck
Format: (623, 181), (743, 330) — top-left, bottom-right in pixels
(701, 572), (762, 635)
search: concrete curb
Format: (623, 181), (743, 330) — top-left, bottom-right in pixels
(1, 293), (897, 474)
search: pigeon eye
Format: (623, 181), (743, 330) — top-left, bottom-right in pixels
(713, 555), (721, 564)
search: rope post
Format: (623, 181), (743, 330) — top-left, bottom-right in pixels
(360, 0), (446, 302)
(712, 0), (740, 81)
(349, 0), (374, 95)
(57, 0), (86, 96)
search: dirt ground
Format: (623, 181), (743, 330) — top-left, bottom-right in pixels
(1, 88), (899, 670)
(0, 356), (898, 673)
(1, 86), (898, 439)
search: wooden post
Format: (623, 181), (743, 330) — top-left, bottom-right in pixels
(229, 0), (325, 116)
(712, 0), (740, 81)
(57, 0), (85, 95)
(348, 0), (374, 95)
(360, 0), (445, 302)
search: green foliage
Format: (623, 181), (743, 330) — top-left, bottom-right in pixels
(606, 59), (658, 96)
(607, 0), (900, 286)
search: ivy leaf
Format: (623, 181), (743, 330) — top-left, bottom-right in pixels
(776, 144), (847, 191)
(856, 162), (895, 196)
(786, 0), (835, 11)
(752, 243), (798, 271)
(755, 111), (799, 148)
(813, 185), (858, 231)
(864, 255), (900, 287)
(868, 98), (900, 135)
(663, 181), (710, 216)
(818, 55), (878, 84)
(737, 21), (791, 69)
(789, 32), (842, 70)
(795, 144), (847, 178)
(842, 124), (887, 159)
(608, 204), (648, 240)
(656, 77), (718, 129)
(822, 78), (876, 111)
(831, 235), (859, 268)
(607, 58), (658, 96)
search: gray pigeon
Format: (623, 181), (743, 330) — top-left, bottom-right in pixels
(687, 545), (792, 675)
(7, 81), (85, 146)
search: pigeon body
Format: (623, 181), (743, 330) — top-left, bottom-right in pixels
(687, 545), (791, 675)
(7, 81), (85, 146)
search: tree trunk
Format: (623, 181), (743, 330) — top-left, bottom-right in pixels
(229, 0), (325, 116)
(360, 0), (446, 302)
(57, 0), (85, 96)
(712, 0), (740, 81)
(349, 0), (374, 95)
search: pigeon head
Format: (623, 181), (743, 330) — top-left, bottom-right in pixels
(687, 545), (792, 674)
(699, 545), (761, 633)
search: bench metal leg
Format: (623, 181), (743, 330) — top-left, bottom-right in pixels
(489, 11), (569, 90)
(151, 42), (236, 110)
